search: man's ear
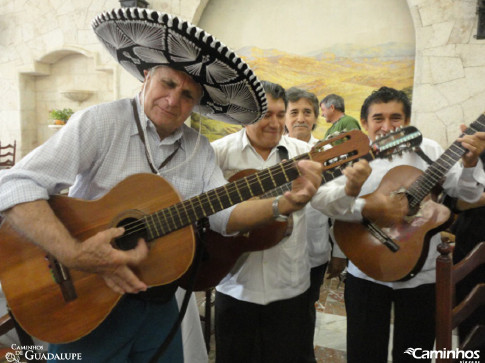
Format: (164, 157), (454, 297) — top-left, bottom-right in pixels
(361, 118), (369, 131)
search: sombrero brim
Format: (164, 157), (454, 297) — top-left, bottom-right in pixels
(92, 8), (267, 125)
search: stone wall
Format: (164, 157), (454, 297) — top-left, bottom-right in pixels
(0, 0), (207, 157)
(0, 0), (484, 158)
(409, 0), (485, 146)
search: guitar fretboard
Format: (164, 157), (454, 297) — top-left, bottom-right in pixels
(407, 115), (485, 209)
(241, 150), (379, 207)
(143, 157), (304, 240)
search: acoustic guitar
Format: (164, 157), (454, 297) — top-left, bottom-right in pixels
(180, 126), (424, 291)
(0, 129), (376, 344)
(333, 113), (485, 282)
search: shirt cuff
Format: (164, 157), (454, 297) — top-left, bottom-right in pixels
(470, 159), (485, 185)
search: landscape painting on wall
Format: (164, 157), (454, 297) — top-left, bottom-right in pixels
(192, 42), (415, 142)
(192, 0), (415, 142)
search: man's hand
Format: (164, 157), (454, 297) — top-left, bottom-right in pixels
(362, 191), (409, 227)
(342, 159), (372, 197)
(326, 257), (347, 279)
(457, 124), (485, 168)
(65, 227), (149, 295)
(279, 160), (323, 215)
(5, 200), (150, 295)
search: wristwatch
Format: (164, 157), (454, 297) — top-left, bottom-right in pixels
(272, 195), (289, 222)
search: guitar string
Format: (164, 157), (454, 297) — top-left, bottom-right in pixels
(122, 144), (367, 240)
(118, 158), (303, 238)
(119, 141), (358, 239)
(119, 129), (421, 239)
(407, 121), (483, 206)
(118, 130), (411, 239)
(119, 166), (298, 239)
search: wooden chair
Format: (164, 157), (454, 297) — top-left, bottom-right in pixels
(0, 141), (16, 168)
(435, 240), (485, 363)
(0, 311), (46, 363)
(0, 216), (44, 362)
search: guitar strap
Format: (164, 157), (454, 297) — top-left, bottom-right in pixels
(415, 147), (433, 165)
(277, 145), (289, 161)
(148, 219), (206, 363)
(131, 98), (181, 174)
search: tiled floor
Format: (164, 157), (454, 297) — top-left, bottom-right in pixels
(197, 276), (458, 363)
(313, 276), (347, 362)
(196, 275), (350, 363)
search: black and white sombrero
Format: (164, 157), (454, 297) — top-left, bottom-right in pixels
(92, 7), (267, 125)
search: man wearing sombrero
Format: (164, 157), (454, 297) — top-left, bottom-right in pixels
(0, 8), (323, 362)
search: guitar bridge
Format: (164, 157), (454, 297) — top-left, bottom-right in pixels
(46, 254), (77, 302)
(362, 218), (400, 253)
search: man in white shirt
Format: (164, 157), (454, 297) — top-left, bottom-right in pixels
(285, 87), (347, 356)
(0, 9), (323, 363)
(212, 81), (317, 362)
(311, 86), (485, 363)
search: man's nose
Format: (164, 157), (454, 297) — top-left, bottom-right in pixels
(166, 90), (181, 106)
(381, 120), (393, 131)
(296, 112), (305, 122)
(268, 115), (281, 126)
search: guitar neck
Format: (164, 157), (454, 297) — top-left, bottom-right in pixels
(143, 129), (373, 240)
(407, 115), (485, 209)
(256, 151), (377, 200)
(144, 154), (307, 240)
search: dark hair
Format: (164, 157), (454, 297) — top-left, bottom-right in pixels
(261, 80), (287, 109)
(286, 87), (320, 118)
(320, 94), (345, 113)
(360, 86), (411, 120)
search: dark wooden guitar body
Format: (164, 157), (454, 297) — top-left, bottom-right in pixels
(333, 165), (454, 282)
(179, 169), (289, 291)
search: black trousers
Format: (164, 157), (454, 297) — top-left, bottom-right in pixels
(344, 274), (435, 363)
(308, 263), (328, 357)
(215, 289), (315, 363)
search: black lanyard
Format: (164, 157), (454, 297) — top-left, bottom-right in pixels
(131, 98), (181, 174)
(277, 145), (289, 161)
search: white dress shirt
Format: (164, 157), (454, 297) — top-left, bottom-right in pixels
(0, 95), (232, 362)
(311, 137), (485, 289)
(212, 129), (312, 304)
(305, 134), (332, 267)
(0, 96), (233, 234)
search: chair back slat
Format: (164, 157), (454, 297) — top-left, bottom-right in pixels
(435, 241), (485, 363)
(453, 243), (485, 284)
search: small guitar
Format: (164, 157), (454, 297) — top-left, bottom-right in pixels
(0, 129), (374, 344)
(334, 113), (485, 282)
(180, 126), (424, 291)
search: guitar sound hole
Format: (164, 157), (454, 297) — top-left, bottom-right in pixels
(114, 217), (147, 251)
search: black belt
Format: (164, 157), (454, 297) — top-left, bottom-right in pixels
(127, 281), (178, 304)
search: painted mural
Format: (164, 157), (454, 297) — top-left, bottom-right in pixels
(192, 42), (415, 142)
